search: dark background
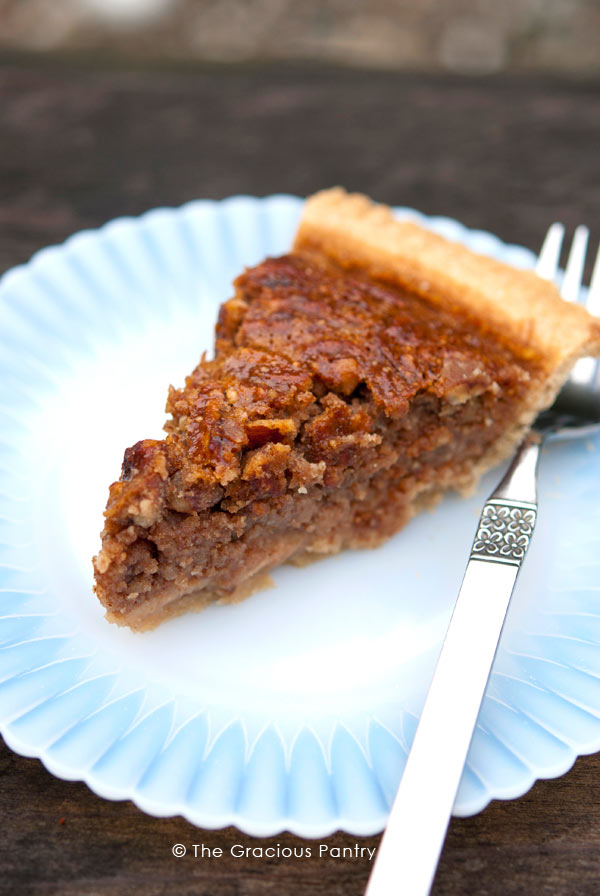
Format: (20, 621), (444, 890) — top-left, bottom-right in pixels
(2, 61), (600, 277)
(1, 0), (599, 76)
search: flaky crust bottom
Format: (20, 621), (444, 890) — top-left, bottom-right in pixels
(105, 569), (276, 632)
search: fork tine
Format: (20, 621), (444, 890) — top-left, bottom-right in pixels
(587, 242), (600, 316)
(561, 225), (589, 303)
(536, 222), (564, 280)
(563, 238), (600, 395)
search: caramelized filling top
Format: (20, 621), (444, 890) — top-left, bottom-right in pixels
(218, 252), (543, 413)
(104, 253), (542, 530)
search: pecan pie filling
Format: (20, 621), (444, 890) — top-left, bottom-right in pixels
(94, 253), (544, 630)
(93, 188), (600, 630)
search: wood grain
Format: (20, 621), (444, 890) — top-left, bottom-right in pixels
(1, 57), (600, 895)
(2, 60), (600, 276)
(2, 738), (600, 896)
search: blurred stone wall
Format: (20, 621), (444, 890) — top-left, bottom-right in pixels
(1, 0), (599, 75)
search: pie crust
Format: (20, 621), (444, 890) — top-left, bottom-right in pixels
(93, 189), (600, 630)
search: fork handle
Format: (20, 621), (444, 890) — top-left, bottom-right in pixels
(365, 435), (541, 896)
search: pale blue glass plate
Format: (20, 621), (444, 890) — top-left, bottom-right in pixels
(1, 195), (599, 837)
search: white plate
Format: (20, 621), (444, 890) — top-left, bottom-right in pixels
(1, 195), (600, 837)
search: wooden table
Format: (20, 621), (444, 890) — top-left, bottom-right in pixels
(1, 58), (600, 895)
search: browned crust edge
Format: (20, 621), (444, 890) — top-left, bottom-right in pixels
(294, 188), (600, 369)
(100, 189), (600, 631)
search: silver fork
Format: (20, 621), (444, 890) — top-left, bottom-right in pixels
(366, 226), (600, 896)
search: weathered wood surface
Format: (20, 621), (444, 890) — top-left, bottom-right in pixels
(1, 59), (600, 896)
(2, 742), (600, 896)
(2, 61), (600, 275)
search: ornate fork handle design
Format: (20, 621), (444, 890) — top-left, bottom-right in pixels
(471, 500), (537, 564)
(366, 435), (541, 896)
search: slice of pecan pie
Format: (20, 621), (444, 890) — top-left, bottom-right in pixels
(93, 189), (600, 630)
